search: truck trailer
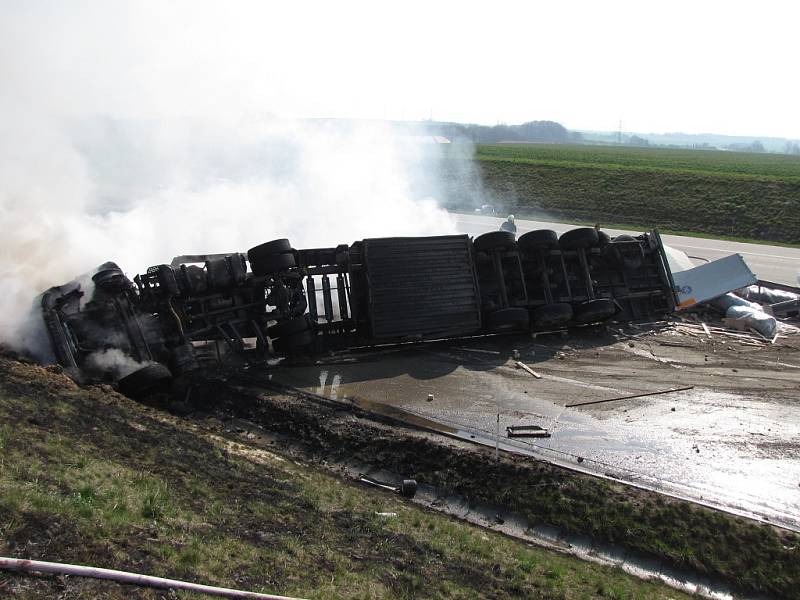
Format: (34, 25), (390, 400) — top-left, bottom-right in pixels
(40, 227), (678, 397)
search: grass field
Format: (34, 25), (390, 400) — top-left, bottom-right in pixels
(468, 144), (800, 243)
(0, 355), (693, 600)
(476, 143), (800, 181)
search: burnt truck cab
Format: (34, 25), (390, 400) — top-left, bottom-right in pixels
(39, 227), (678, 395)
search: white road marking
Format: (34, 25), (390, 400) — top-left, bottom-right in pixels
(668, 243), (798, 261)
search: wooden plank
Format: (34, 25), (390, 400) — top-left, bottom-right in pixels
(515, 360), (542, 378)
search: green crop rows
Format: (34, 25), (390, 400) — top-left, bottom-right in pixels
(471, 144), (800, 243)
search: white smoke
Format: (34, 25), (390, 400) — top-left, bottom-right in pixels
(85, 348), (153, 380)
(0, 3), (476, 354)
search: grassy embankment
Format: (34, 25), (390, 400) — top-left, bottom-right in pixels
(0, 355), (690, 600)
(227, 374), (800, 600)
(472, 144), (800, 245)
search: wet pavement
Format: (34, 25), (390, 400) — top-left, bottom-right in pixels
(270, 329), (800, 530)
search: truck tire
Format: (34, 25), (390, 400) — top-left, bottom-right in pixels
(180, 264), (209, 295)
(485, 307), (529, 332)
(474, 231), (516, 253)
(206, 257), (233, 289)
(118, 364), (173, 399)
(572, 299), (616, 325)
(611, 234), (637, 243)
(250, 252), (296, 276)
(157, 265), (180, 296)
(518, 229), (559, 251)
(531, 303), (573, 329)
(92, 263), (129, 293)
(559, 227), (599, 250)
(248, 239), (292, 261)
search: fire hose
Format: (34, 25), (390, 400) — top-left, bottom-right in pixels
(0, 557), (305, 600)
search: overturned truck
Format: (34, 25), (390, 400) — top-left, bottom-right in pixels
(40, 227), (678, 396)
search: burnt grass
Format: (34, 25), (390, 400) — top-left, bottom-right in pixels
(211, 373), (800, 599)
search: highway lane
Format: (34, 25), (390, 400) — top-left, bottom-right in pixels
(452, 213), (800, 286)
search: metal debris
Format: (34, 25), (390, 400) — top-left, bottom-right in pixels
(506, 425), (551, 438)
(453, 347), (501, 355)
(358, 475), (418, 498)
(565, 386), (694, 408)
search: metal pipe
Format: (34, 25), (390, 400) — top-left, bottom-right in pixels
(0, 557), (304, 600)
(565, 386), (694, 408)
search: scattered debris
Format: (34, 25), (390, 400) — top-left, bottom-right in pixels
(673, 320), (772, 345)
(532, 329), (568, 339)
(0, 557), (299, 600)
(426, 393), (434, 402)
(453, 347), (501, 355)
(514, 360), (542, 378)
(506, 425), (551, 438)
(358, 475), (418, 498)
(672, 253), (757, 309)
(737, 281), (800, 318)
(607, 326), (654, 340)
(711, 294), (778, 340)
(658, 341), (694, 348)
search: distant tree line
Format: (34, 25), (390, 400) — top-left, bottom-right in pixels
(425, 120), (584, 144)
(417, 119), (800, 155)
(784, 141), (800, 155)
(726, 140), (765, 153)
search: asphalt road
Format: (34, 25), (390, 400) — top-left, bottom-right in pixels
(453, 213), (800, 286)
(275, 330), (800, 530)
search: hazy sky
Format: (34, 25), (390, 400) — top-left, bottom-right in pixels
(2, 0), (799, 138)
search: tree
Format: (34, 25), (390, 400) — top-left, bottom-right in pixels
(517, 120), (570, 143)
(627, 135), (649, 147)
(783, 141), (800, 155)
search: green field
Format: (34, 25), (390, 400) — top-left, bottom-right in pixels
(469, 144), (800, 243)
